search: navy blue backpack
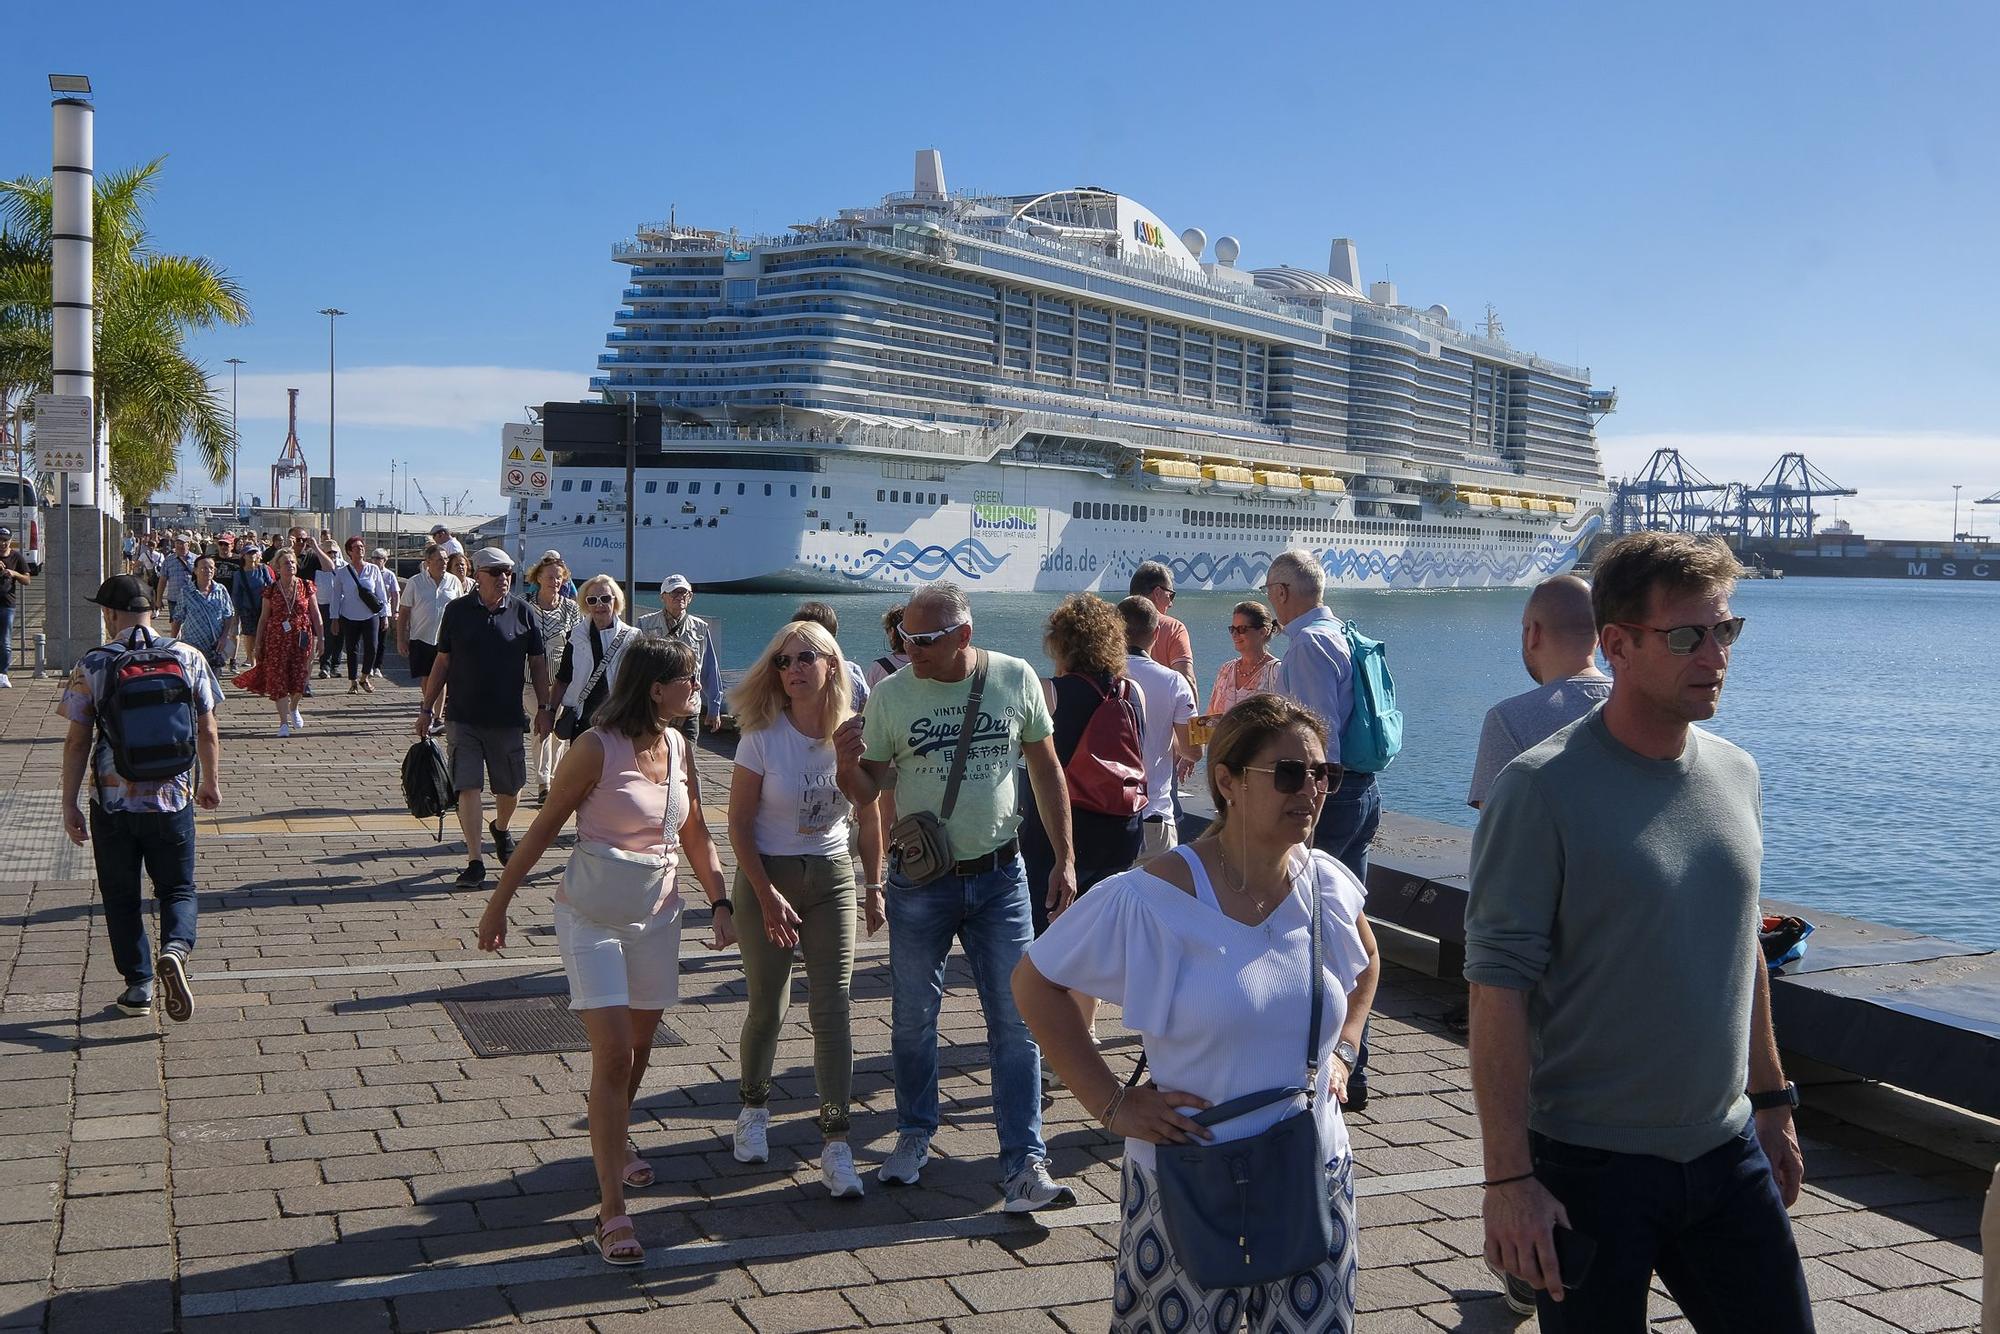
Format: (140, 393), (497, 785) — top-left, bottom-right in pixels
(98, 630), (199, 782)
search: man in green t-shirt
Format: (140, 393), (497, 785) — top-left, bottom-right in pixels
(837, 581), (1078, 1213)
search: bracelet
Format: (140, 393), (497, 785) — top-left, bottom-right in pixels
(865, 882), (886, 893)
(1483, 1171), (1536, 1189)
(708, 900), (732, 912)
(1098, 1085), (1131, 1130)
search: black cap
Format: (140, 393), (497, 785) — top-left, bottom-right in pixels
(88, 575), (153, 613)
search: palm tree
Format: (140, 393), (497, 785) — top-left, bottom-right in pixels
(0, 157), (250, 502)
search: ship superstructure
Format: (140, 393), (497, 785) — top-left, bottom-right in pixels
(538, 150), (1615, 591)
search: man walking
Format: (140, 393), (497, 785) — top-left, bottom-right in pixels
(428, 524), (465, 561)
(1467, 574), (1611, 809)
(837, 580), (1079, 1211)
(160, 531), (197, 624)
(1466, 532), (1808, 1331)
(0, 526), (31, 688)
(1128, 560), (1194, 687)
(58, 576), (222, 1022)
(397, 542), (464, 693)
(1117, 596), (1196, 858)
(639, 574), (722, 741)
(414, 548), (554, 888)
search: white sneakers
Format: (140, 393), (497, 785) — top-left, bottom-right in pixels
(276, 722), (292, 738)
(290, 708), (306, 731)
(732, 1106), (770, 1164)
(820, 1141), (864, 1199)
(0, 673), (12, 689)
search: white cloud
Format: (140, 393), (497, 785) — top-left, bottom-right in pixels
(216, 365), (593, 432)
(1600, 431), (2000, 541)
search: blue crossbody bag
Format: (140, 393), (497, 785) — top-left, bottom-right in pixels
(1124, 867), (1332, 1288)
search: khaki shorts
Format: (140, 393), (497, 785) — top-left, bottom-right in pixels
(1140, 815), (1176, 859)
(446, 722), (527, 796)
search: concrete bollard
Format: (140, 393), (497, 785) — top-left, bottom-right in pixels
(32, 632), (46, 679)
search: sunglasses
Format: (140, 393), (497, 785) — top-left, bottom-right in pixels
(901, 622), (966, 648)
(1612, 616), (1746, 655)
(771, 649), (825, 671)
(1241, 760), (1343, 794)
(658, 672), (696, 686)
(478, 567), (513, 578)
(583, 593), (616, 607)
(1228, 623), (1259, 636)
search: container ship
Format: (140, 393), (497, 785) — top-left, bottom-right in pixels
(1737, 524), (1999, 582)
(540, 151), (1616, 592)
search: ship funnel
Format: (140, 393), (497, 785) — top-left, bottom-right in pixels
(914, 149), (947, 200)
(1328, 238), (1361, 289)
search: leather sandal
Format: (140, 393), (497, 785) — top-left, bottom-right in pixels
(622, 1139), (654, 1189)
(588, 1214), (643, 1266)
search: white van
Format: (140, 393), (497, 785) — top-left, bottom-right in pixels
(0, 475), (45, 570)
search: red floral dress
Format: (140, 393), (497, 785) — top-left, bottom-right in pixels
(233, 579), (319, 699)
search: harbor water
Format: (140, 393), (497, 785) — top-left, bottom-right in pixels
(680, 577), (1997, 949)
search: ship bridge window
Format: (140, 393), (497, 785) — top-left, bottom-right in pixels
(644, 481), (657, 494)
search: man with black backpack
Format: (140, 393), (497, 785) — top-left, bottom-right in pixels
(59, 575), (222, 1022)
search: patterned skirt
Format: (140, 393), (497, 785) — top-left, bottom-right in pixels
(1111, 1152), (1357, 1334)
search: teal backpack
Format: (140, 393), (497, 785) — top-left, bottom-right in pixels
(1339, 621), (1403, 772)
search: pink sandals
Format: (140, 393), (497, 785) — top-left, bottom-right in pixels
(589, 1214), (643, 1266)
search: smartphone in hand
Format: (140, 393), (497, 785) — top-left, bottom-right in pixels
(1552, 1225), (1597, 1291)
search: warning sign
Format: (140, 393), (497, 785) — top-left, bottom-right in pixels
(500, 424), (549, 498)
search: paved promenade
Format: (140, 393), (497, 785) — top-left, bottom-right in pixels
(0, 658), (1989, 1332)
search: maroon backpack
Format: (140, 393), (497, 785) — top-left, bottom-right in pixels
(1063, 675), (1149, 817)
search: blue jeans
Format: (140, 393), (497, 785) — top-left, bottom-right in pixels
(87, 803), (198, 986)
(884, 855), (1045, 1179)
(1530, 1120), (1812, 1332)
(1313, 769), (1380, 1090)
(0, 603), (13, 674)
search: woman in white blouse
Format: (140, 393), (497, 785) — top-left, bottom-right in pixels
(725, 619), (883, 1199)
(1014, 692), (1380, 1332)
(547, 575), (635, 802)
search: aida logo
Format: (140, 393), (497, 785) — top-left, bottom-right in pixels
(1131, 220), (1166, 249)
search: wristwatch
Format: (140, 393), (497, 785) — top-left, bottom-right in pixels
(1333, 1040), (1359, 1067)
(1748, 1081), (1799, 1111)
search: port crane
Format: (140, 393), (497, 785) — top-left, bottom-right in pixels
(1742, 453), (1855, 539)
(1608, 449), (1726, 535)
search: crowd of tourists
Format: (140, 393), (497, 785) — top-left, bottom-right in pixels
(58, 528), (1833, 1332)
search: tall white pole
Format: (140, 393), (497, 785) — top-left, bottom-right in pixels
(52, 88), (94, 662)
(226, 357), (244, 516)
(319, 308), (345, 531)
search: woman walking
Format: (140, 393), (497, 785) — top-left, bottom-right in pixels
(864, 603), (910, 687)
(234, 548), (322, 736)
(171, 555), (237, 673)
(1014, 693), (1382, 1333)
(231, 544), (272, 670)
(475, 638), (735, 1267)
(548, 575), (633, 802)
(332, 536), (393, 692)
(1022, 593), (1145, 937)
(724, 620), (881, 1197)
(1207, 600), (1283, 718)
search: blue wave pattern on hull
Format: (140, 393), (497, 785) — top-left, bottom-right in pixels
(1168, 522), (1598, 589)
(841, 537), (1011, 582)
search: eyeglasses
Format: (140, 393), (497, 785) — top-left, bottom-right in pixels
(771, 649), (824, 671)
(901, 622), (966, 648)
(583, 593), (616, 607)
(1227, 623), (1259, 636)
(1241, 760), (1342, 794)
(1612, 616), (1746, 656)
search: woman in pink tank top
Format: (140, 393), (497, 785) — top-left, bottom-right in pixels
(475, 638), (734, 1267)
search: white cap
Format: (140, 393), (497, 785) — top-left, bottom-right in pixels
(471, 547), (515, 571)
(661, 574), (693, 594)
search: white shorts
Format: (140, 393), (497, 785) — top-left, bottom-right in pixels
(1140, 816), (1177, 860)
(554, 899), (683, 1011)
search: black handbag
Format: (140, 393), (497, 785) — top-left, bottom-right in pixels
(1129, 861), (1332, 1289)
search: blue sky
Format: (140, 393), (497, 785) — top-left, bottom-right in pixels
(5, 0), (1996, 535)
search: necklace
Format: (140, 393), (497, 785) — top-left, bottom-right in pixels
(1217, 845), (1295, 919)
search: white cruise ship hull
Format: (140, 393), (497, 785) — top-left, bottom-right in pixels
(542, 453), (1602, 593)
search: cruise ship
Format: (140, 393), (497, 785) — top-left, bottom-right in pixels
(541, 150), (1615, 592)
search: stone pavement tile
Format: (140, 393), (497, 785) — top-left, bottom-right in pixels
(1370, 1308), (1460, 1334)
(1800, 1255), (1879, 1302)
(744, 1249), (876, 1295)
(44, 1278), (173, 1334)
(1842, 1286), (1983, 1333)
(51, 1242), (173, 1287)
(636, 1264), (759, 1309)
(64, 1161), (165, 1196)
(0, 1079), (71, 1109)
(72, 1089), (161, 1117)
(392, 1284), (520, 1331)
(948, 1260), (1106, 1314)
(734, 1290), (864, 1334)
(1409, 1255), (1505, 1305)
(1810, 1300), (1935, 1332)
(595, 1302), (753, 1333)
(1810, 1171), (1968, 1210)
(1822, 1244), (1955, 1291)
(278, 1179), (414, 1214)
(175, 1160), (321, 1196)
(177, 1214), (336, 1260)
(1355, 1264), (1453, 1313)
(180, 1298), (395, 1334)
(57, 1192), (170, 1251)
(68, 1112), (163, 1141)
(291, 1235), (427, 1282)
(1798, 1208), (1936, 1250)
(0, 1282), (46, 1330)
(0, 1186), (55, 1226)
(65, 1136), (168, 1169)
(857, 1237), (1023, 1283)
(0, 1159), (62, 1190)
(846, 1276), (976, 1325)
(175, 1190), (280, 1225)
(1894, 1237), (1981, 1280)
(319, 1147), (442, 1182)
(504, 1271), (652, 1322)
(1880, 1194), (1984, 1240)
(1360, 1221), (1459, 1269)
(175, 1248), (293, 1295)
(420, 1220), (586, 1266)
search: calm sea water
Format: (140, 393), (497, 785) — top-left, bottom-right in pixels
(682, 578), (1998, 948)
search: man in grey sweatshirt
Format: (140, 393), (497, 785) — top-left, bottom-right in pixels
(1465, 532), (1811, 1332)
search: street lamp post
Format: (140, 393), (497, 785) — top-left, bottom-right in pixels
(318, 307), (346, 529)
(225, 357), (244, 516)
(1952, 484), (1962, 543)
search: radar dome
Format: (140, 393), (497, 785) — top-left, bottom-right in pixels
(1179, 227), (1208, 259)
(1214, 235), (1241, 266)
(1427, 303), (1451, 320)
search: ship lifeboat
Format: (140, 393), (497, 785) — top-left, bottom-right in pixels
(1202, 464), (1256, 494)
(1457, 490), (1494, 508)
(1521, 498), (1551, 513)
(1142, 458), (1203, 490)
(1494, 494), (1524, 511)
(1304, 474), (1348, 496)
(1256, 470), (1303, 493)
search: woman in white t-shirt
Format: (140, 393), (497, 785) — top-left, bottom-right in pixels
(1013, 693), (1381, 1331)
(725, 619), (884, 1198)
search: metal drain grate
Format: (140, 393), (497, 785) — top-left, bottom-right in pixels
(441, 995), (683, 1057)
